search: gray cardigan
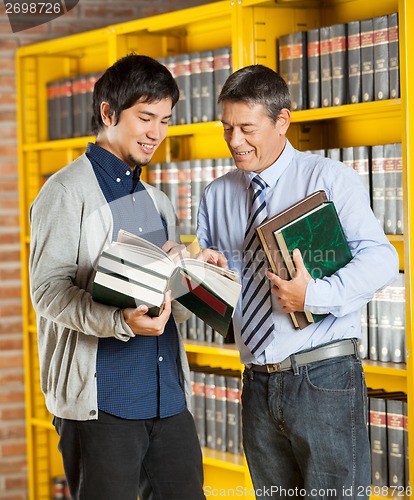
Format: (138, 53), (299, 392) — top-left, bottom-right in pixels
(29, 153), (192, 420)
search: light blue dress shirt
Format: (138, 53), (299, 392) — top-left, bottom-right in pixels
(197, 140), (399, 365)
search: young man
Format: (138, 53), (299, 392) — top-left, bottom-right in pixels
(29, 54), (205, 500)
(197, 64), (399, 498)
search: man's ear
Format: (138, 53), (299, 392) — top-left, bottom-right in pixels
(100, 101), (113, 126)
(277, 108), (291, 136)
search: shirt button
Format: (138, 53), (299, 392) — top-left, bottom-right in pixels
(138, 227), (143, 232)
(126, 171), (131, 176)
(116, 177), (121, 183)
(132, 196), (136, 202)
(158, 356), (163, 362)
(89, 410), (97, 416)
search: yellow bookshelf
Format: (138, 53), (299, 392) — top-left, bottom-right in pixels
(17, 0), (414, 498)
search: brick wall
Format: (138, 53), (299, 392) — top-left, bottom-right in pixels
(0, 0), (213, 498)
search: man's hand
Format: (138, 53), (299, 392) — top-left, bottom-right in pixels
(267, 249), (311, 313)
(197, 248), (228, 268)
(123, 291), (172, 336)
(162, 240), (190, 263)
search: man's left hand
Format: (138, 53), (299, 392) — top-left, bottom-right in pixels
(267, 248), (311, 313)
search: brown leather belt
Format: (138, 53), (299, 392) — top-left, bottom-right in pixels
(249, 339), (357, 374)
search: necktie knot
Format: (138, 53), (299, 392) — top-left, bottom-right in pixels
(251, 175), (266, 193)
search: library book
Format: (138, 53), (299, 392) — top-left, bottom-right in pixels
(256, 190), (352, 329)
(92, 230), (241, 337)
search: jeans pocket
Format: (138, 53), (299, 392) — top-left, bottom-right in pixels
(304, 356), (358, 393)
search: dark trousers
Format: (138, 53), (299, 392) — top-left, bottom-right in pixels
(53, 408), (205, 500)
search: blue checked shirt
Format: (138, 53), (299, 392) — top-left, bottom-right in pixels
(87, 142), (185, 419)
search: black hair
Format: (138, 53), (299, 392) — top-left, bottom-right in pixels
(218, 64), (291, 122)
(91, 54), (179, 134)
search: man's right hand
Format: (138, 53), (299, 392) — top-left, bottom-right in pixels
(123, 291), (172, 336)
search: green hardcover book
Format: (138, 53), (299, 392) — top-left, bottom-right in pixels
(274, 200), (352, 324)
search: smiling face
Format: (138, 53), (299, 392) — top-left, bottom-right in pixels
(96, 98), (172, 169)
(221, 101), (290, 174)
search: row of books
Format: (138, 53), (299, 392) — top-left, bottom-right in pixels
(369, 389), (408, 489)
(308, 143), (403, 235)
(279, 13), (399, 110)
(147, 157), (235, 235)
(359, 273), (406, 364)
(47, 71), (102, 141)
(178, 313), (234, 346)
(190, 368), (243, 456)
(158, 47), (232, 126)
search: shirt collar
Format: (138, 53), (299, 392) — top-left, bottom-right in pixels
(86, 142), (142, 183)
(243, 139), (295, 189)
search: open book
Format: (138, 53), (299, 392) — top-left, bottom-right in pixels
(92, 230), (241, 337)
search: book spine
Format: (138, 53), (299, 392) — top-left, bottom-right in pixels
(213, 47), (232, 120)
(368, 293), (379, 361)
(341, 146), (354, 170)
(307, 28), (320, 109)
(177, 160), (192, 235)
(190, 159), (202, 234)
(330, 23), (347, 106)
(371, 144), (386, 230)
(59, 78), (74, 139)
(226, 376), (241, 455)
(72, 74), (87, 138)
(403, 401), (409, 487)
(388, 13), (400, 99)
(278, 33), (291, 92)
(373, 15), (390, 101)
(376, 285), (392, 362)
(147, 162), (162, 191)
(361, 18), (374, 102)
(46, 80), (58, 141)
(395, 142), (403, 234)
(387, 399), (405, 488)
(347, 20), (362, 104)
(353, 145), (370, 194)
(204, 373), (217, 450)
(192, 371), (206, 447)
(319, 26), (332, 107)
(164, 56), (177, 125)
(289, 31), (307, 111)
(370, 397), (388, 487)
(190, 52), (202, 124)
(199, 50), (215, 122)
(174, 53), (192, 125)
(163, 161), (179, 215)
(390, 272), (406, 363)
(214, 374), (227, 452)
(384, 143), (397, 235)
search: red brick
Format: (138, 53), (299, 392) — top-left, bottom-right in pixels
(81, 6), (138, 18)
(0, 353), (24, 370)
(0, 145), (17, 158)
(0, 249), (21, 263)
(0, 267), (21, 280)
(0, 303), (22, 318)
(0, 408), (26, 421)
(4, 476), (28, 491)
(0, 320), (23, 335)
(2, 442), (27, 457)
(0, 424), (26, 439)
(0, 337), (23, 351)
(0, 458), (27, 474)
(0, 371), (24, 386)
(0, 162), (18, 175)
(0, 75), (16, 88)
(0, 214), (20, 227)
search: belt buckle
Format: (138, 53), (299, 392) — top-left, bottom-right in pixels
(266, 363), (282, 373)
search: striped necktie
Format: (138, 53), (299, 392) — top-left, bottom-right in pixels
(241, 175), (274, 356)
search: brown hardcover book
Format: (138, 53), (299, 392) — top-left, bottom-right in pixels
(256, 190), (328, 329)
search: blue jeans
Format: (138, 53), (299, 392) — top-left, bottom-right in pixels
(242, 349), (370, 499)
